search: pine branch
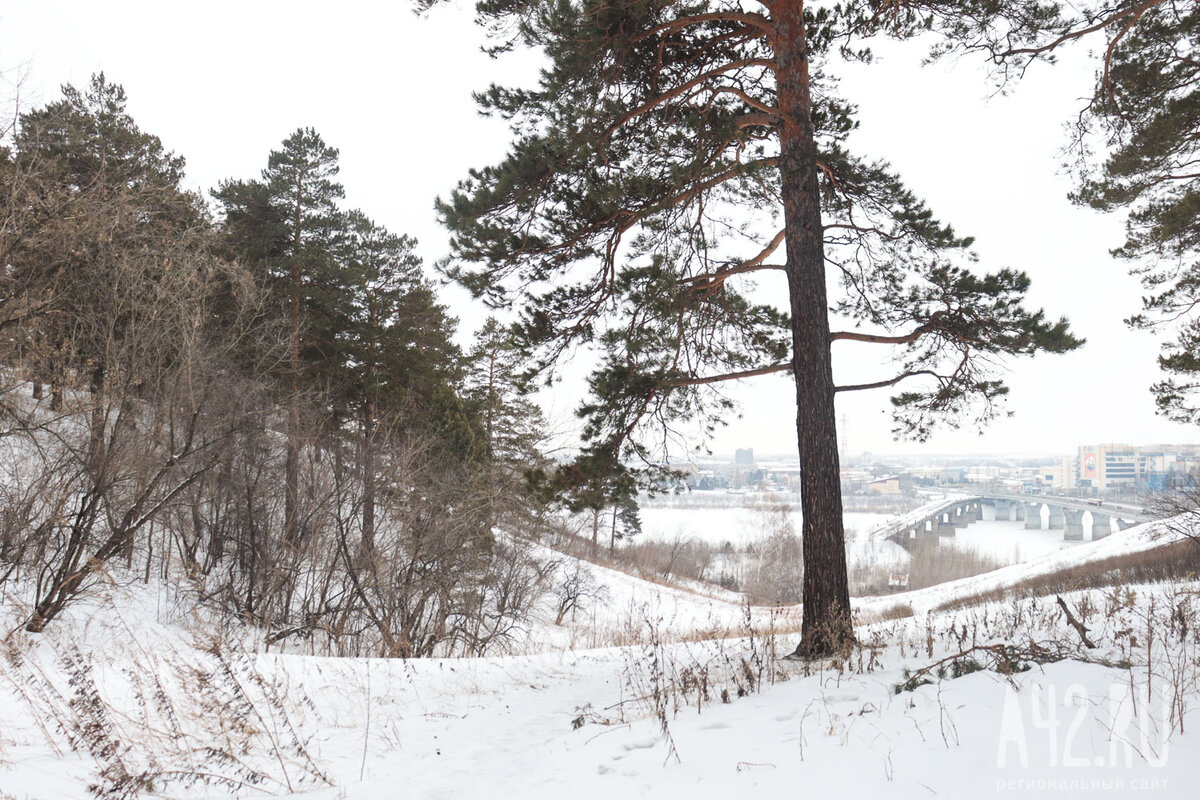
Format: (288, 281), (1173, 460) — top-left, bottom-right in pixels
(834, 369), (943, 393)
(669, 362), (792, 386)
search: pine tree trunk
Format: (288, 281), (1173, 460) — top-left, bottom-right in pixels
(285, 181), (304, 546)
(285, 300), (301, 545)
(773, 0), (852, 657)
(362, 398), (376, 551)
(610, 507), (618, 556)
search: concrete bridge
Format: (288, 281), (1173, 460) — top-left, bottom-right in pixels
(873, 492), (1157, 547)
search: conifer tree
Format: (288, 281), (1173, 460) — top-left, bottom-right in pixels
(466, 318), (547, 467)
(932, 0), (1199, 425)
(0, 76), (263, 631)
(217, 144), (469, 549)
(335, 210), (462, 547)
(430, 0), (1083, 655)
(214, 128), (344, 543)
(464, 317), (553, 529)
(1064, 3), (1200, 423)
(8, 73), (199, 405)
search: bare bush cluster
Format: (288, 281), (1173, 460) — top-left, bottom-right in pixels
(850, 539), (1005, 596)
(621, 536), (719, 584)
(932, 538), (1200, 613)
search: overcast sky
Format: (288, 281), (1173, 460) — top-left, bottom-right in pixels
(2, 0), (1195, 460)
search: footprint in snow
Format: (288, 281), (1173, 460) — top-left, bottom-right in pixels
(621, 738), (659, 751)
(823, 695), (860, 703)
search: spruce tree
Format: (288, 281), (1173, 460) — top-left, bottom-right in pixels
(430, 0), (1083, 655)
(464, 317), (553, 531)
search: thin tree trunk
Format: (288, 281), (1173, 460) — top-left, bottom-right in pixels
(362, 398), (376, 550)
(610, 507), (618, 556)
(773, 0), (852, 657)
(285, 177), (304, 546)
(485, 350), (496, 460)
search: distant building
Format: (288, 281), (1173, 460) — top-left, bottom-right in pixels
(938, 468), (967, 485)
(1077, 443), (1200, 493)
(868, 475), (901, 495)
(734, 448), (755, 465)
(1038, 457), (1077, 492)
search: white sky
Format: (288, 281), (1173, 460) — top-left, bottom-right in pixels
(1, 0), (1195, 460)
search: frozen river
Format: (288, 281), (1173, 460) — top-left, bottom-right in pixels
(638, 503), (1086, 567)
(638, 506), (892, 549)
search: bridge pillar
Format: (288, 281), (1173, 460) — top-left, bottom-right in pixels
(1024, 503), (1043, 529)
(904, 518), (934, 543)
(1063, 509), (1085, 541)
(1047, 506), (1066, 530)
(964, 502), (979, 523)
(994, 501), (1013, 521)
(1013, 502), (1026, 521)
(1091, 513), (1112, 540)
(1116, 519), (1137, 532)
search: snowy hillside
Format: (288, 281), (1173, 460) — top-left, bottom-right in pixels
(1, 518), (1198, 798)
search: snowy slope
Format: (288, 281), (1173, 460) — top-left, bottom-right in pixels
(1, 517), (1198, 798)
(856, 516), (1189, 616)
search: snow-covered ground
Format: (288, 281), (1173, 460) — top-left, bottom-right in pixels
(1, 519), (1198, 798)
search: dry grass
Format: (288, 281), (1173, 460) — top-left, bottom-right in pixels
(932, 539), (1200, 613)
(542, 526), (728, 601)
(857, 602), (916, 625)
(851, 539), (1005, 596)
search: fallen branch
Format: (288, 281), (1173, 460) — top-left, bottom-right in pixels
(1056, 595), (1097, 649)
(896, 640), (1074, 693)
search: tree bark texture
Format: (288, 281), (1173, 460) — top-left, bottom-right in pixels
(772, 0), (853, 656)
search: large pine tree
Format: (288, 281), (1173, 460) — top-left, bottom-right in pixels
(8, 74), (200, 405)
(431, 0), (1083, 655)
(215, 133), (467, 550)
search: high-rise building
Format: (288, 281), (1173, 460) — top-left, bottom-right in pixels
(1077, 443), (1200, 493)
(734, 448), (755, 465)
